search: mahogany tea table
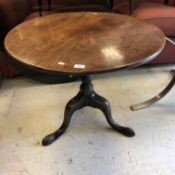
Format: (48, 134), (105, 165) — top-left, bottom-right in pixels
(4, 12), (165, 146)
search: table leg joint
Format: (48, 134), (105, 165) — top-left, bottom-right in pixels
(42, 75), (135, 146)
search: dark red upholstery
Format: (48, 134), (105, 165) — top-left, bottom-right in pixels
(112, 0), (174, 14)
(112, 0), (142, 14)
(133, 2), (175, 36)
(112, 0), (175, 64)
(133, 1), (175, 64)
(150, 37), (175, 64)
(24, 11), (55, 20)
(1, 0), (175, 77)
(0, 0), (33, 76)
(0, 0), (109, 77)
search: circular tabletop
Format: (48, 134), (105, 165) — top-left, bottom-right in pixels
(5, 12), (165, 75)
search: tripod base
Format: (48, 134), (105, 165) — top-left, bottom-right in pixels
(42, 75), (135, 146)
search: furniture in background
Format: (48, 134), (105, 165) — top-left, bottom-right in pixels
(0, 0), (53, 77)
(130, 1), (175, 110)
(5, 12), (165, 145)
(1, 0), (175, 79)
(37, 0), (52, 16)
(0, 0), (110, 78)
(112, 0), (175, 110)
(112, 0), (175, 64)
(37, 0), (111, 16)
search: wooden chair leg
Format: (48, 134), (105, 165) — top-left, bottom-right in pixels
(37, 0), (42, 16)
(48, 0), (52, 11)
(164, 0), (169, 5)
(106, 0), (113, 9)
(129, 0), (135, 15)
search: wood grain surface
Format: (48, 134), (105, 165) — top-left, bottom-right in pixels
(5, 12), (165, 75)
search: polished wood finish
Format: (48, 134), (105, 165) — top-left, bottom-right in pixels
(42, 75), (135, 146)
(5, 12), (165, 75)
